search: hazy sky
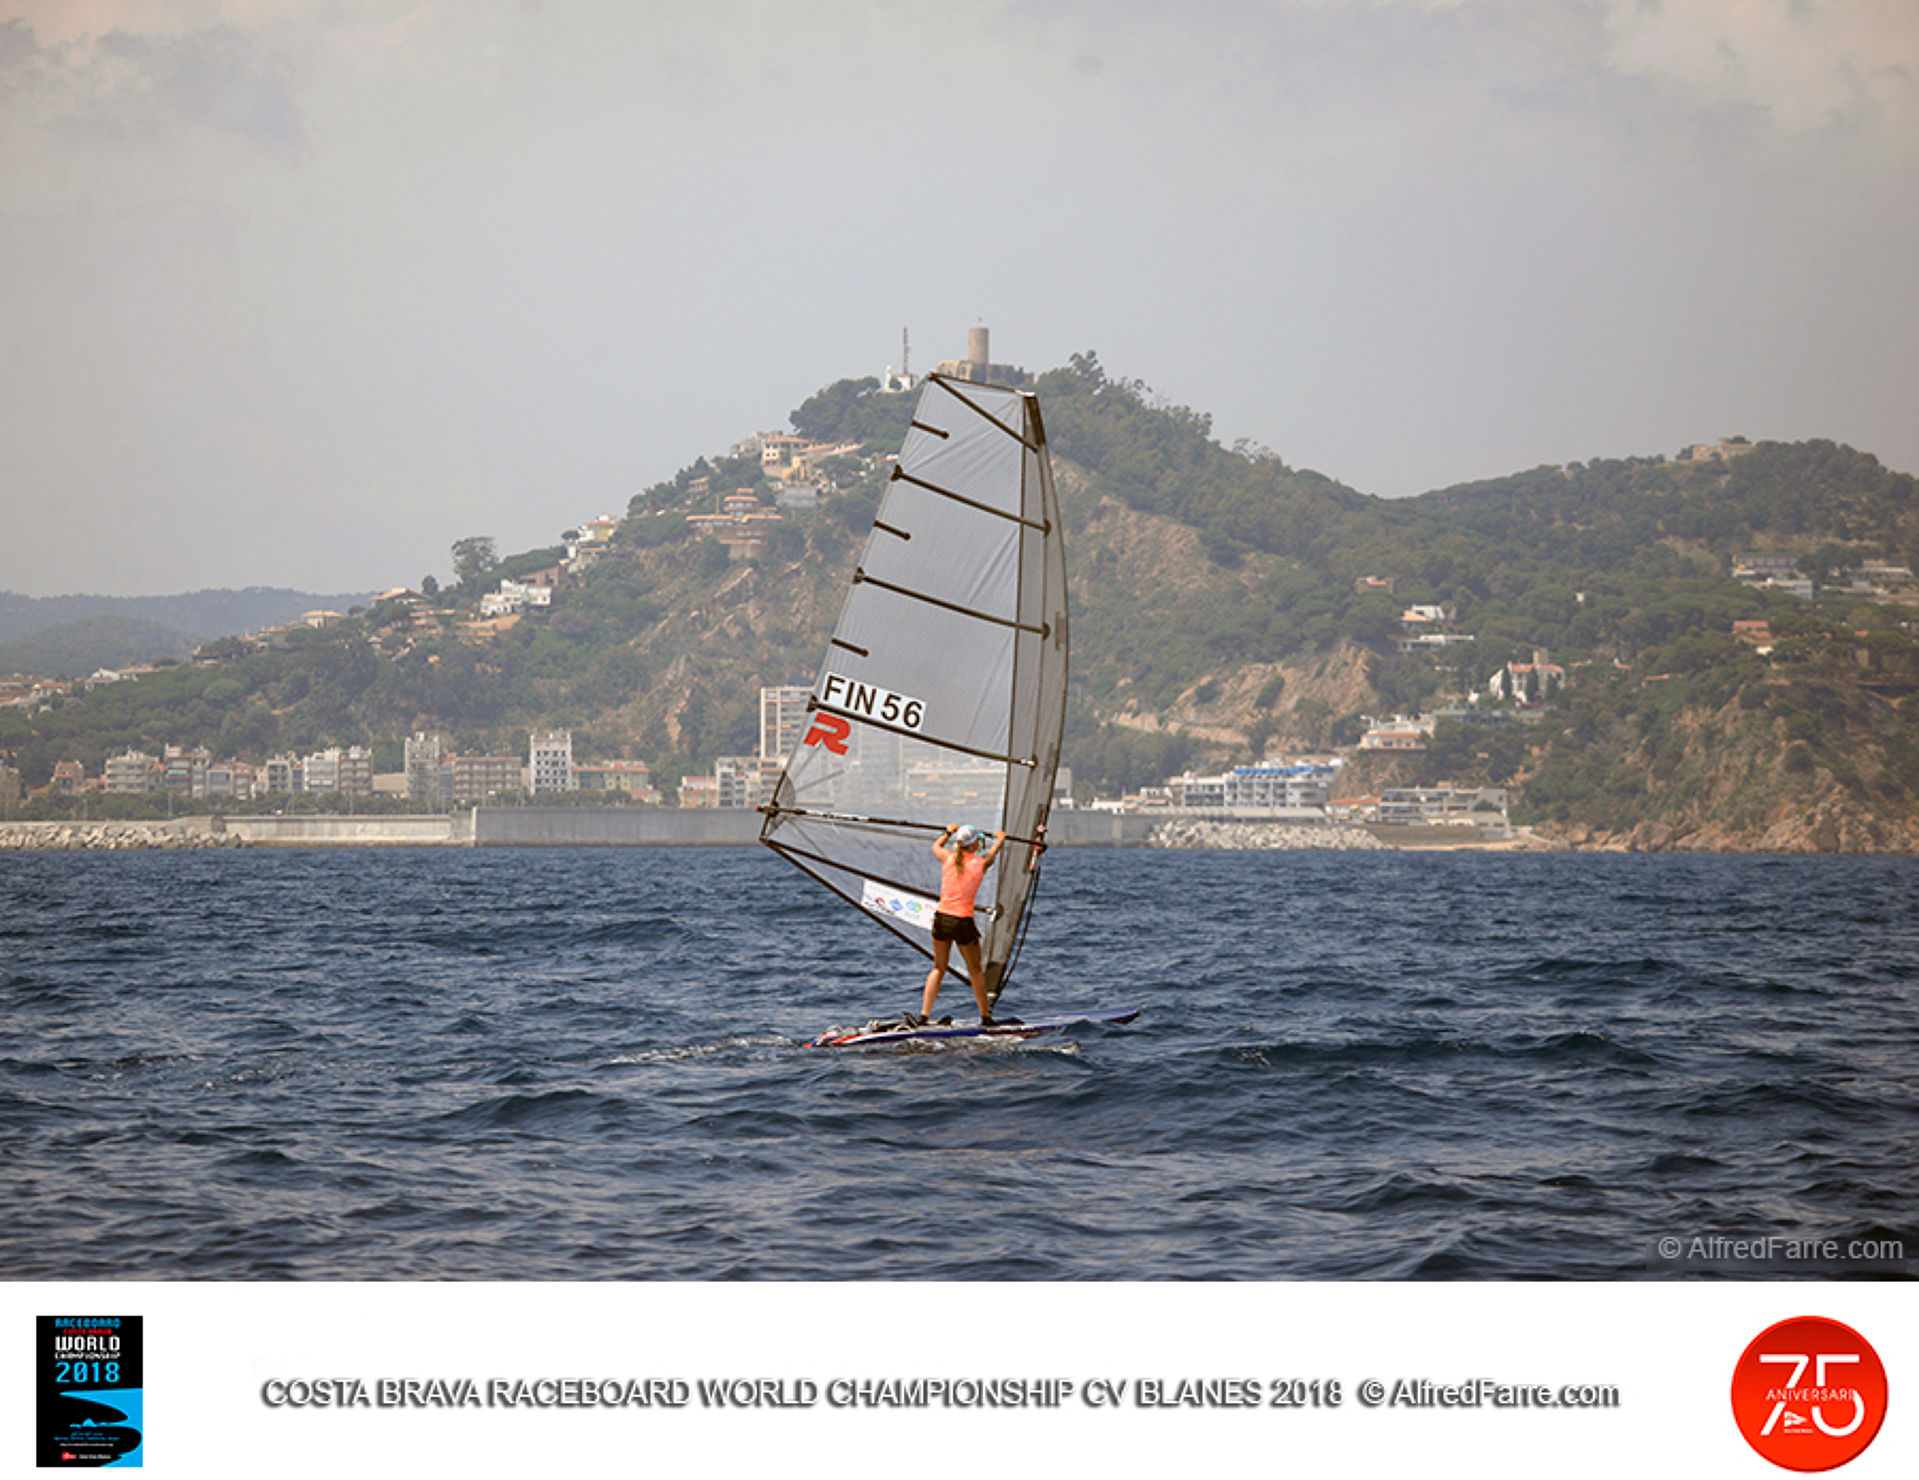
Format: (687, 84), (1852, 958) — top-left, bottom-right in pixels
(4, 0), (1916, 597)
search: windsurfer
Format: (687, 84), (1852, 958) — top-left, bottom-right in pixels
(917, 823), (1007, 1025)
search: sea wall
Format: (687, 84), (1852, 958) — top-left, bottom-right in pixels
(474, 808), (755, 846)
(223, 813), (473, 847)
(475, 808), (1160, 847)
(0, 809), (1519, 850)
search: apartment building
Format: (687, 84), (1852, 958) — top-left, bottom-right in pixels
(529, 730), (574, 794)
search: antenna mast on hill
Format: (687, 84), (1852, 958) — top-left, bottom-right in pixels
(901, 326), (910, 381)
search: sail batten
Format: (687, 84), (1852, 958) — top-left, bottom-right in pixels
(929, 375), (1042, 450)
(890, 467), (1050, 530)
(851, 569), (1048, 635)
(761, 376), (1068, 1007)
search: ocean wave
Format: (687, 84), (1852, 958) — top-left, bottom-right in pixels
(3, 847), (1912, 1279)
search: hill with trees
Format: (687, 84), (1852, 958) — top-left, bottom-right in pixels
(0, 587), (377, 672)
(6, 358), (1918, 849)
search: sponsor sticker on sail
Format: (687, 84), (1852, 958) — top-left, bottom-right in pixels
(860, 879), (937, 931)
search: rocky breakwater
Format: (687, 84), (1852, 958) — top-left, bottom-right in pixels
(1147, 819), (1388, 851)
(0, 821), (243, 851)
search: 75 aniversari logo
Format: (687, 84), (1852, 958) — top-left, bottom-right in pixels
(1730, 1316), (1886, 1472)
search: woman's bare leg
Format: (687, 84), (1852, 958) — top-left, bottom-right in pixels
(922, 938), (953, 1018)
(958, 940), (991, 1019)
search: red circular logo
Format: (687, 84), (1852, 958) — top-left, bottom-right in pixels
(1732, 1316), (1888, 1471)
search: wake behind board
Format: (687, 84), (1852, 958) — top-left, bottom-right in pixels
(808, 1007), (1140, 1049)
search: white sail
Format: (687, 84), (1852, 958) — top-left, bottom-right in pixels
(760, 375), (1068, 1006)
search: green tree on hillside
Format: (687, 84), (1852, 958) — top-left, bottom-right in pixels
(789, 378), (916, 449)
(451, 536), (498, 587)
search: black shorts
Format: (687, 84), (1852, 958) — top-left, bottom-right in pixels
(931, 911), (980, 946)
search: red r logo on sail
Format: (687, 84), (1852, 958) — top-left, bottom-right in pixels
(803, 713), (851, 754)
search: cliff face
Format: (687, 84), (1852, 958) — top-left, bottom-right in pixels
(1061, 485), (1383, 748)
(1527, 678), (1919, 852)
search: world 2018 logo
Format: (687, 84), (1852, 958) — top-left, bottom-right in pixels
(1731, 1316), (1887, 1471)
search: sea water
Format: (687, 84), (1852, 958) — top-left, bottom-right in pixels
(2, 847), (1913, 1279)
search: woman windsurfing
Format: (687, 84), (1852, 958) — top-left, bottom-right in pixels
(913, 823), (1007, 1025)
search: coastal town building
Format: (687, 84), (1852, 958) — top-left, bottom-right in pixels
(687, 489), (784, 561)
(407, 739), (532, 802)
(1681, 438), (1755, 463)
(406, 733), (448, 804)
(301, 750), (338, 794)
(450, 754), (520, 803)
(575, 761), (661, 803)
(1830, 562), (1917, 601)
(1396, 631), (1477, 654)
(1167, 761), (1343, 811)
(0, 675), (73, 710)
(759, 685), (812, 766)
(163, 746), (213, 798)
(903, 757), (1004, 815)
(105, 750), (160, 795)
(1484, 652), (1566, 705)
(231, 747), (374, 798)
(1393, 603), (1474, 654)
(932, 325), (1025, 385)
(735, 432), (864, 485)
(34, 727), (661, 812)
(1358, 715), (1436, 751)
(208, 761), (256, 801)
(713, 755), (762, 809)
(480, 578), (556, 618)
(1377, 786), (1508, 823)
(1084, 787), (1169, 814)
(334, 747), (374, 798)
(1731, 554), (1814, 599)
(529, 730), (574, 794)
(677, 748), (780, 809)
(1326, 786), (1507, 824)
(558, 515), (619, 571)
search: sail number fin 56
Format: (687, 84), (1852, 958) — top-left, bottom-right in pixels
(814, 673), (925, 733)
